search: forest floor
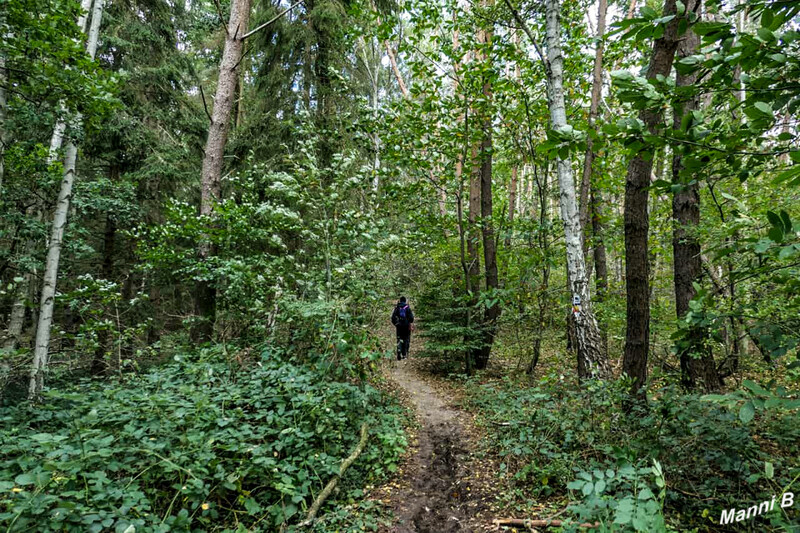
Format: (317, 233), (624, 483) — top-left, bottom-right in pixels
(371, 329), (503, 532)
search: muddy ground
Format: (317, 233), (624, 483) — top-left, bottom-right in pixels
(373, 352), (500, 533)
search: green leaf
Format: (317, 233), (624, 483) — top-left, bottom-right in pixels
(754, 101), (773, 115)
(638, 487), (655, 500)
(757, 27), (775, 42)
(567, 480), (585, 490)
(765, 461), (774, 479)
(14, 473), (36, 486)
(739, 401), (755, 423)
(761, 8), (774, 28)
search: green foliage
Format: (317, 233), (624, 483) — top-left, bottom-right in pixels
(462, 374), (800, 531)
(0, 347), (408, 532)
(567, 460), (669, 532)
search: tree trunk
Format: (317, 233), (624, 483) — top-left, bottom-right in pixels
(466, 140), (482, 369)
(591, 186), (608, 345)
(506, 165), (517, 248)
(475, 7), (499, 370)
(30, 143), (78, 398)
(311, 0), (333, 172)
(29, 0), (105, 399)
(671, 0), (720, 392)
(579, 0), (607, 262)
(193, 0), (252, 343)
(0, 52), (8, 193)
(385, 42), (409, 97)
(622, 0), (681, 400)
(527, 163), (551, 375)
(542, 0), (610, 380)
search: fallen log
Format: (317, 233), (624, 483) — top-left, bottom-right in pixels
(299, 421), (369, 527)
(493, 518), (600, 529)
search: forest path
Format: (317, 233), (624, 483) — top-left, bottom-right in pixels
(374, 337), (497, 532)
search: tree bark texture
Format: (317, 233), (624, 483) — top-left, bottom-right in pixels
(671, 0), (720, 392)
(475, 9), (499, 370)
(579, 0), (607, 261)
(29, 143), (78, 398)
(622, 0), (681, 399)
(193, 0), (252, 343)
(543, 0), (610, 380)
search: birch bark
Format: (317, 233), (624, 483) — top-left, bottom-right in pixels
(543, 0), (610, 379)
(29, 0), (104, 398)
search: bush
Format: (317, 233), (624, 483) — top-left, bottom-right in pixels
(462, 373), (800, 531)
(0, 347), (408, 532)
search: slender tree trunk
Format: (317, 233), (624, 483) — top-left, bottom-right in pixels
(385, 43), (408, 97)
(541, 0), (610, 379)
(506, 165), (517, 248)
(591, 186), (608, 343)
(622, 0), (682, 400)
(193, 0), (252, 343)
(527, 162), (551, 374)
(303, 15), (312, 109)
(671, 0), (720, 392)
(466, 140), (481, 368)
(0, 53), (8, 193)
(579, 0), (607, 261)
(30, 144), (78, 397)
(475, 5), (499, 370)
(371, 44), (380, 191)
(29, 0), (105, 399)
(6, 0), (94, 350)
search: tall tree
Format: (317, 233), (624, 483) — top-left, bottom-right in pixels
(622, 0), (682, 399)
(671, 0), (720, 392)
(475, 0), (500, 370)
(3, 0), (95, 352)
(509, 0), (611, 379)
(29, 0), (105, 398)
(193, 0), (253, 343)
(578, 0), (607, 259)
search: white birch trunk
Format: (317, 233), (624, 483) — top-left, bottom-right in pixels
(29, 144), (77, 397)
(370, 41), (381, 191)
(5, 0), (93, 352)
(48, 0), (93, 161)
(543, 0), (610, 379)
(29, 0), (104, 399)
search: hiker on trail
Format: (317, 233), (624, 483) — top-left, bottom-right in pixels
(391, 296), (415, 360)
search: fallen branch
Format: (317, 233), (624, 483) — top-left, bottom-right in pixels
(493, 518), (600, 529)
(299, 422), (369, 527)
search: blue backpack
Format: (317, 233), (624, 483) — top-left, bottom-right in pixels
(395, 304), (409, 326)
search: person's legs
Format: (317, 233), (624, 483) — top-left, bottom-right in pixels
(396, 334), (403, 360)
(401, 331), (411, 358)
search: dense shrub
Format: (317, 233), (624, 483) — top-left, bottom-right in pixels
(0, 348), (407, 532)
(462, 374), (800, 531)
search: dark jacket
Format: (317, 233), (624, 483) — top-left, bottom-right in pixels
(391, 303), (414, 333)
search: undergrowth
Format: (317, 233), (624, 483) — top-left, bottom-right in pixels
(462, 372), (800, 532)
(0, 346), (408, 532)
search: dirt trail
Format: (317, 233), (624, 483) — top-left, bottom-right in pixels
(380, 359), (492, 533)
